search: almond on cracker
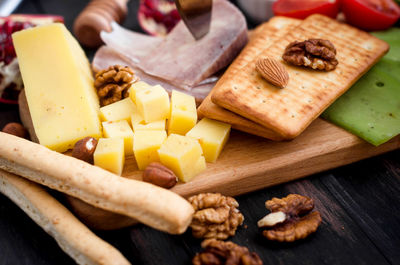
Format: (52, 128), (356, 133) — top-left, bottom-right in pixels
(211, 14), (389, 139)
(197, 17), (301, 140)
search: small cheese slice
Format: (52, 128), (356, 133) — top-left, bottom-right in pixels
(99, 98), (135, 125)
(186, 118), (231, 163)
(102, 120), (134, 155)
(12, 23), (101, 152)
(94, 138), (125, 175)
(158, 134), (206, 182)
(133, 130), (167, 170)
(168, 90), (197, 135)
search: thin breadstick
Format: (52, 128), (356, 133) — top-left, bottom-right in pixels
(0, 169), (131, 265)
(0, 132), (194, 234)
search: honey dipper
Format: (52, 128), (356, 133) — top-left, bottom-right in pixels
(73, 0), (129, 48)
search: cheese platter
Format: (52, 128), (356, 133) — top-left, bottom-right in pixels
(0, 0), (400, 264)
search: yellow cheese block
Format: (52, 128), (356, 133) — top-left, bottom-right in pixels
(99, 98), (135, 125)
(134, 120), (166, 132)
(168, 90), (197, 135)
(129, 81), (151, 103)
(130, 103), (145, 129)
(158, 134), (206, 182)
(94, 138), (125, 175)
(186, 118), (231, 163)
(12, 23), (101, 152)
(136, 84), (170, 123)
(133, 130), (167, 170)
(102, 120), (134, 155)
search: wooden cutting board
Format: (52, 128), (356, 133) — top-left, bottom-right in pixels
(18, 91), (400, 230)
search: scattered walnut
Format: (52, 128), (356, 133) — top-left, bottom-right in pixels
(2, 122), (28, 139)
(188, 193), (244, 240)
(192, 239), (263, 265)
(259, 194), (322, 242)
(71, 137), (98, 164)
(142, 162), (178, 189)
(94, 65), (138, 106)
(283, 39), (338, 71)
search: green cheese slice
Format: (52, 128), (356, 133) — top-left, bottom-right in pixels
(322, 29), (400, 146)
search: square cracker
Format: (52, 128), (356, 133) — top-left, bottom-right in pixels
(211, 14), (389, 139)
(198, 17), (301, 140)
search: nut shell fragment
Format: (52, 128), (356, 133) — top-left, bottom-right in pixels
(188, 193), (244, 240)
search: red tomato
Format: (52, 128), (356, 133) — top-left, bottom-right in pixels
(272, 0), (340, 19)
(342, 0), (400, 31)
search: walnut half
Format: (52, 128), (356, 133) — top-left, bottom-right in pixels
(258, 194), (322, 242)
(188, 193), (244, 240)
(283, 39), (338, 71)
(192, 239), (263, 265)
(94, 65), (138, 106)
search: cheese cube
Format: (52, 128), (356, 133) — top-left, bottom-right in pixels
(129, 81), (151, 103)
(158, 134), (206, 182)
(168, 90), (197, 135)
(102, 120), (134, 155)
(99, 98), (135, 125)
(134, 120), (166, 131)
(186, 118), (231, 163)
(130, 104), (145, 129)
(136, 85), (170, 123)
(133, 130), (167, 170)
(12, 23), (102, 152)
(94, 138), (125, 175)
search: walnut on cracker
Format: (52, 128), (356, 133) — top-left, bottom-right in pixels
(282, 39), (338, 71)
(258, 194), (322, 242)
(188, 193), (244, 240)
(192, 239), (263, 265)
(94, 65), (138, 106)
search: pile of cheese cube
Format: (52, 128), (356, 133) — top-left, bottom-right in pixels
(93, 81), (231, 183)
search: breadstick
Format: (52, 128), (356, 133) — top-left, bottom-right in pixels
(0, 169), (130, 265)
(0, 132), (194, 234)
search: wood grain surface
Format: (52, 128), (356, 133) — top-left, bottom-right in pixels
(0, 1), (399, 265)
(18, 84), (400, 230)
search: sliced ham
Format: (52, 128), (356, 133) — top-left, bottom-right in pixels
(100, 22), (163, 65)
(92, 46), (215, 103)
(138, 0), (248, 89)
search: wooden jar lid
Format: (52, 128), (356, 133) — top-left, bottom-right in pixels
(73, 0), (128, 48)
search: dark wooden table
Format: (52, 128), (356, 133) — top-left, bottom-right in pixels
(1, 1), (399, 264)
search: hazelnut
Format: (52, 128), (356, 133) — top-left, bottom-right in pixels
(2, 122), (29, 139)
(142, 162), (178, 189)
(71, 137), (98, 164)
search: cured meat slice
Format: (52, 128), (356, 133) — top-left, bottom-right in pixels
(100, 22), (163, 64)
(92, 46), (214, 103)
(138, 0), (248, 89)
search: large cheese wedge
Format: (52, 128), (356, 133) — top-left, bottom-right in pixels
(158, 134), (206, 182)
(12, 23), (101, 152)
(167, 90), (197, 135)
(186, 118), (231, 163)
